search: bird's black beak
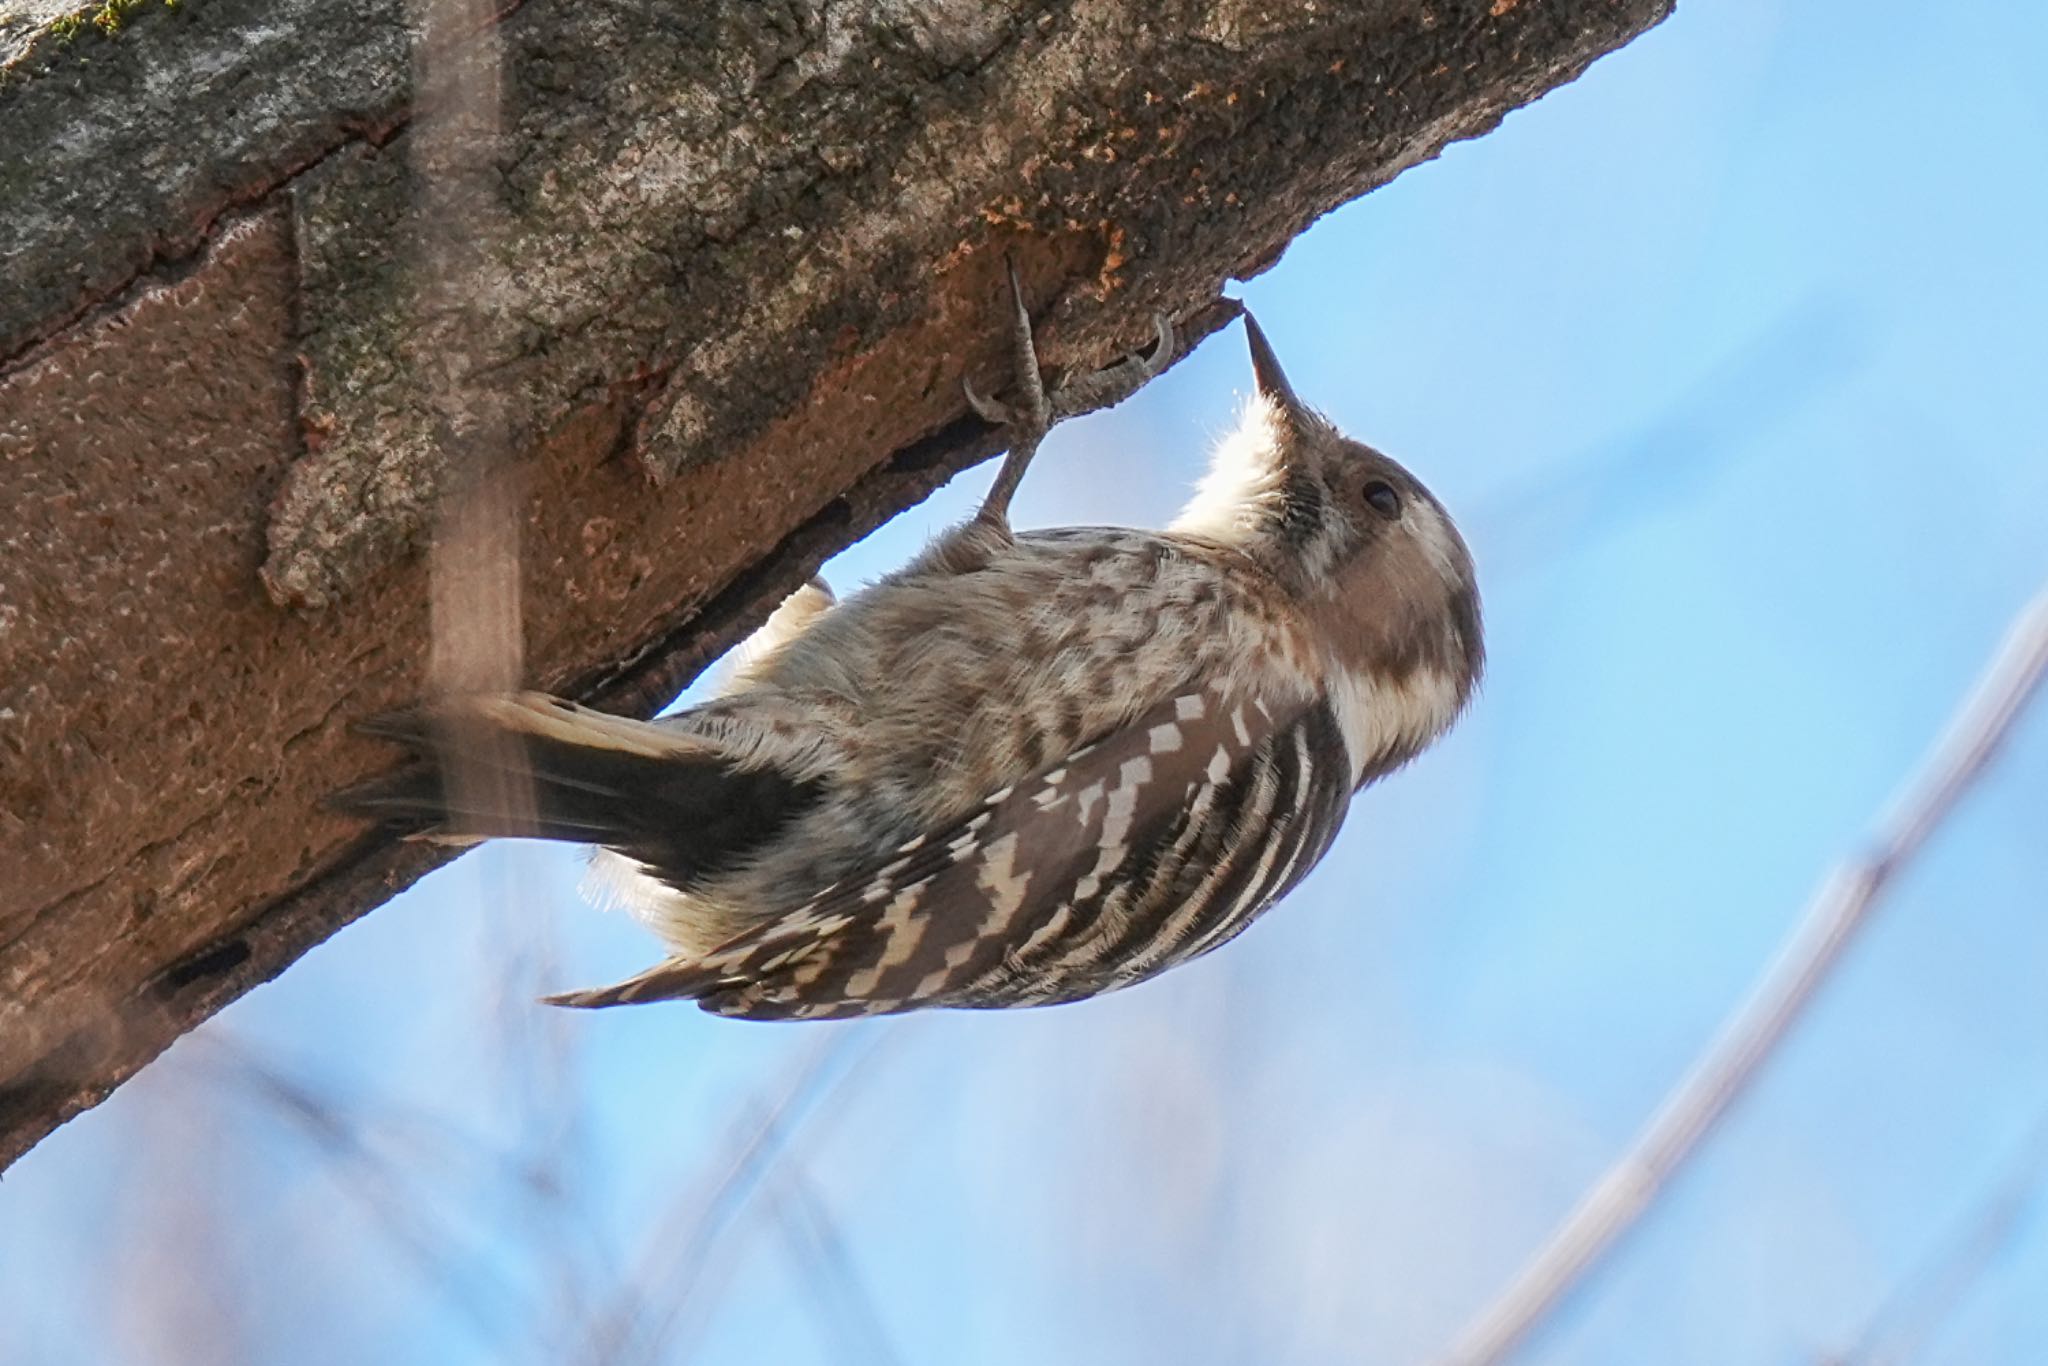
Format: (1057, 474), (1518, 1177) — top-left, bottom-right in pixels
(1242, 312), (1302, 414)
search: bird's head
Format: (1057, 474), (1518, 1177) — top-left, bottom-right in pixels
(1172, 314), (1485, 772)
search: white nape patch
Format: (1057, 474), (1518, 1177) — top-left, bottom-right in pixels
(1325, 662), (1462, 784)
(1168, 393), (1292, 546)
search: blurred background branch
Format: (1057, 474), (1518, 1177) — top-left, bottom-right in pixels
(1828, 1106), (2048, 1366)
(582, 1027), (894, 1366)
(1440, 584), (2048, 1366)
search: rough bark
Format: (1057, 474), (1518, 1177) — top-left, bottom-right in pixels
(0, 0), (1670, 1169)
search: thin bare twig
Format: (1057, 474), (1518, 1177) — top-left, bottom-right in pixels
(1831, 1106), (2048, 1366)
(189, 1033), (534, 1350)
(1438, 582), (2048, 1366)
(580, 1025), (894, 1366)
(406, 4), (600, 1356)
(413, 0), (516, 691)
(771, 1167), (910, 1366)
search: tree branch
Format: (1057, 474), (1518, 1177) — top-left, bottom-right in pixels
(1437, 583), (2048, 1366)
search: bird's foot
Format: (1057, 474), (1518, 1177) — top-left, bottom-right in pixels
(964, 259), (1174, 527)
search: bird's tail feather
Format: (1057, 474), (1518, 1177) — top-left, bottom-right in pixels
(331, 692), (822, 885)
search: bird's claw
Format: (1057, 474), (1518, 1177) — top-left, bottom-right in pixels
(962, 376), (1017, 429)
(1047, 311), (1176, 420)
(963, 256), (1178, 528)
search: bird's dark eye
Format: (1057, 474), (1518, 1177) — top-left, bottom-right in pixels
(1363, 480), (1401, 519)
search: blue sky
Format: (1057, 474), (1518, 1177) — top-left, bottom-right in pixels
(6, 1), (2047, 1363)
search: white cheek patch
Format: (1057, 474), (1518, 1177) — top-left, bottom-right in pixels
(1324, 664), (1462, 784)
(1407, 497), (1468, 587)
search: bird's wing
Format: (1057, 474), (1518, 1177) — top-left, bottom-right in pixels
(548, 680), (1353, 1018)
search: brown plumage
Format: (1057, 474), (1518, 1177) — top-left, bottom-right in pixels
(336, 293), (1483, 1019)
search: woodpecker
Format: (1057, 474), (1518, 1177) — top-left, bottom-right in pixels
(337, 270), (1484, 1019)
